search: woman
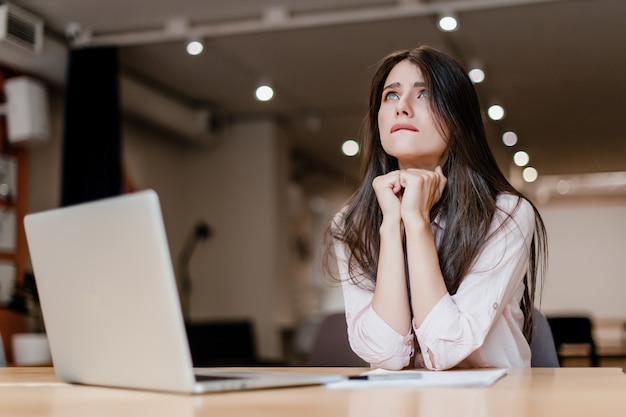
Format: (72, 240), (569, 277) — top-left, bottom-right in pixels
(324, 45), (547, 371)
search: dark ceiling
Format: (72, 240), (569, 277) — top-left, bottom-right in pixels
(7, 0), (626, 187)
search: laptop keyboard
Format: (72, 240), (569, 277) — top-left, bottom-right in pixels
(195, 374), (242, 381)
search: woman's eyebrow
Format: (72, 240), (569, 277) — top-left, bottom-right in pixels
(382, 81), (401, 91)
(382, 81), (426, 91)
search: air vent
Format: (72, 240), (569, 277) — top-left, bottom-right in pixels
(0, 1), (44, 53)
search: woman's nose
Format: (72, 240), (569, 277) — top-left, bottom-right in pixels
(395, 98), (412, 117)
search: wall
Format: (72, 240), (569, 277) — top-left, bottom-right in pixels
(26, 92), (63, 213)
(177, 120), (291, 360)
(122, 118), (291, 360)
(537, 196), (626, 319)
(122, 122), (188, 259)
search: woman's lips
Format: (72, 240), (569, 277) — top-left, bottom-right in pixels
(391, 123), (418, 133)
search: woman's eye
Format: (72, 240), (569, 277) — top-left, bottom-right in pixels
(417, 90), (430, 99)
(384, 91), (399, 100)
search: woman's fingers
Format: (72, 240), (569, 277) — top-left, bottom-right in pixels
(373, 170), (402, 196)
(399, 168), (447, 218)
(372, 168), (448, 221)
(372, 171), (403, 216)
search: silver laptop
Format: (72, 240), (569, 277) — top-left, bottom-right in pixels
(24, 190), (344, 394)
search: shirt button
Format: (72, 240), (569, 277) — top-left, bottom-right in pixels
(492, 303), (498, 309)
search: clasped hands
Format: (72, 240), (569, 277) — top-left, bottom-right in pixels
(372, 166), (447, 224)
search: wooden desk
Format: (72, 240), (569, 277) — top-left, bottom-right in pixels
(1, 367), (626, 416)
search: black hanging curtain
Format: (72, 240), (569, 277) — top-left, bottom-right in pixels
(61, 46), (122, 206)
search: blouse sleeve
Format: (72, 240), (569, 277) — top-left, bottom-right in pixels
(414, 194), (536, 370)
(334, 233), (414, 370)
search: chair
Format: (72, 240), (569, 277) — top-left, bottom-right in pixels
(547, 315), (599, 367)
(306, 312), (367, 367)
(0, 332), (6, 367)
(185, 319), (261, 367)
(530, 308), (560, 367)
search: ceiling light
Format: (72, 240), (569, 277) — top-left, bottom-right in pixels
(522, 167), (538, 183)
(487, 104), (505, 121)
(255, 83), (274, 101)
(468, 68), (485, 83)
(437, 14), (458, 32)
(186, 39), (204, 56)
(341, 139), (359, 157)
(513, 150), (530, 167)
(502, 131), (518, 147)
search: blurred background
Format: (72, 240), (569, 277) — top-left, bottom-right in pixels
(0, 0), (625, 366)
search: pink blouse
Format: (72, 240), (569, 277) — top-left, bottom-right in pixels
(334, 194), (535, 370)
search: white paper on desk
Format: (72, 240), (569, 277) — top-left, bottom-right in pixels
(327, 368), (508, 389)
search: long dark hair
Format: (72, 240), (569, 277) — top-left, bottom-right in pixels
(324, 45), (547, 341)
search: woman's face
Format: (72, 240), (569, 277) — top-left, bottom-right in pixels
(377, 60), (449, 170)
